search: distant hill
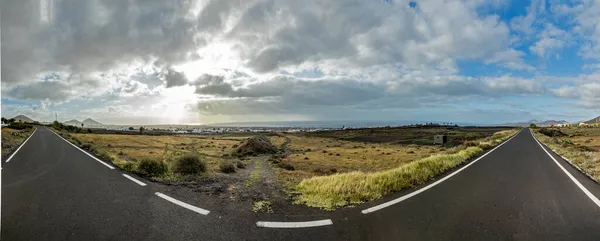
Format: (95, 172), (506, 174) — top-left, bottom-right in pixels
(82, 118), (103, 126)
(64, 119), (83, 126)
(12, 115), (35, 123)
(504, 119), (569, 127)
(584, 116), (600, 124)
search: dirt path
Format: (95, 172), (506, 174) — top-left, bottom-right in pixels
(243, 156), (282, 201)
(277, 134), (292, 157)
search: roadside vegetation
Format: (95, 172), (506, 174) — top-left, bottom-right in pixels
(1, 125), (34, 158)
(293, 129), (518, 209)
(58, 132), (247, 177)
(533, 126), (600, 182)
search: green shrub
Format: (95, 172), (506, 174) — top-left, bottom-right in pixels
(7, 123), (33, 130)
(80, 143), (92, 150)
(277, 162), (295, 171)
(119, 161), (136, 172)
(137, 159), (168, 177)
(464, 141), (478, 147)
(235, 161), (246, 169)
(96, 151), (114, 162)
(220, 162), (236, 173)
(464, 133), (482, 140)
(174, 155), (206, 175)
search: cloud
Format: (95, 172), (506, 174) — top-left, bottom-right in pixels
(163, 67), (189, 88)
(529, 23), (569, 58)
(1, 0), (201, 87)
(2, 0), (599, 124)
(485, 49), (534, 71)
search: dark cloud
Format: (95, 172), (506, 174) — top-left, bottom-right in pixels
(164, 67), (188, 88)
(2, 0), (201, 87)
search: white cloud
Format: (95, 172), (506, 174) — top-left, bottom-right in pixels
(529, 23), (569, 58)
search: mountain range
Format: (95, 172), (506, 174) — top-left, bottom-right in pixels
(64, 118), (104, 126)
(585, 116), (600, 124)
(11, 115), (35, 123)
(505, 116), (600, 126)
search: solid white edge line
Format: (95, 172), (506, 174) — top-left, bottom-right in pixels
(361, 129), (522, 214)
(155, 192), (210, 215)
(5, 128), (37, 163)
(530, 130), (600, 208)
(256, 219), (333, 228)
(49, 128), (115, 169)
(122, 174), (147, 186)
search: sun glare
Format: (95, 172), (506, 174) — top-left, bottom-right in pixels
(158, 85), (198, 123)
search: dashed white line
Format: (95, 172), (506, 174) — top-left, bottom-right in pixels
(361, 129), (521, 214)
(530, 130), (600, 209)
(122, 174), (147, 186)
(256, 219), (333, 228)
(49, 128), (115, 169)
(155, 192), (210, 215)
(5, 128), (37, 163)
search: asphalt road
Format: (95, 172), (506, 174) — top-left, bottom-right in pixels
(2, 127), (600, 240)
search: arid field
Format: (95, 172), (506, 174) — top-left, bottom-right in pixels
(57, 125), (517, 209)
(533, 126), (600, 182)
(1, 127), (34, 158)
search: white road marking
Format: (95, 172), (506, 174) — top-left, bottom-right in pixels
(5, 128), (37, 163)
(256, 219), (333, 228)
(122, 174), (147, 186)
(155, 192), (210, 215)
(49, 129), (115, 169)
(530, 130), (600, 209)
(361, 129), (521, 214)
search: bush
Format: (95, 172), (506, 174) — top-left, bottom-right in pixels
(464, 141), (478, 147)
(137, 159), (168, 177)
(96, 151), (114, 162)
(277, 162), (295, 171)
(235, 161), (246, 169)
(120, 161), (136, 172)
(80, 143), (92, 150)
(174, 155), (206, 175)
(539, 128), (567, 137)
(7, 123), (33, 130)
(268, 155), (281, 164)
(220, 162), (236, 173)
(464, 133), (482, 140)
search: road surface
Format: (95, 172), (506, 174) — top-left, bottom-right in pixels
(2, 127), (600, 240)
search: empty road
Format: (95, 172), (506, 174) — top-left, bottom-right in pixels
(2, 127), (600, 240)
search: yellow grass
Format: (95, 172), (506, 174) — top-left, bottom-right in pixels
(294, 129), (517, 209)
(1, 127), (34, 157)
(70, 133), (247, 172)
(279, 135), (445, 183)
(268, 136), (288, 147)
(533, 128), (600, 182)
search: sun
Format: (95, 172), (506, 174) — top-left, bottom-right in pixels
(158, 86), (198, 123)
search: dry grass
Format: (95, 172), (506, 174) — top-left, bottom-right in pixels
(269, 136), (288, 147)
(70, 133), (248, 172)
(293, 129), (517, 210)
(1, 127), (34, 157)
(278, 135), (445, 184)
(533, 127), (600, 182)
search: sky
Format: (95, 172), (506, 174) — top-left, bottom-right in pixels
(1, 0), (599, 125)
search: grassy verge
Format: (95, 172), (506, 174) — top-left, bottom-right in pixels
(1, 127), (35, 158)
(532, 128), (599, 182)
(294, 129), (517, 210)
